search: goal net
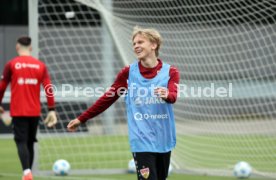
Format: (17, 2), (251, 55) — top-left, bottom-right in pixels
(33, 0), (276, 177)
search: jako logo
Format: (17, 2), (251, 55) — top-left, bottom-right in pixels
(133, 97), (165, 106)
(17, 77), (38, 85)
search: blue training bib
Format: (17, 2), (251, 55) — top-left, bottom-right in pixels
(125, 61), (176, 152)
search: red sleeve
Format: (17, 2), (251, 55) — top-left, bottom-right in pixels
(0, 62), (11, 105)
(166, 66), (180, 104)
(41, 65), (55, 110)
(78, 66), (129, 123)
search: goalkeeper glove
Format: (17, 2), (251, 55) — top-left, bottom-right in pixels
(44, 110), (57, 128)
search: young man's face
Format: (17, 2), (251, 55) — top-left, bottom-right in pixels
(133, 34), (157, 60)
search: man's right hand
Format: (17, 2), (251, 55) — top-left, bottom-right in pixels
(67, 118), (81, 132)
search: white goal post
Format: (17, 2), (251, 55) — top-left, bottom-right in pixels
(29, 0), (276, 178)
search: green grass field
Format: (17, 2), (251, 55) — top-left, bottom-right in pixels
(37, 134), (276, 173)
(0, 135), (274, 180)
(175, 134), (276, 172)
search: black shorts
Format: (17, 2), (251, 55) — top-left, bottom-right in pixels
(132, 151), (171, 180)
(12, 117), (40, 143)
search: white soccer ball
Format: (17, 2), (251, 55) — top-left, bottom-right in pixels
(53, 159), (71, 176)
(233, 161), (252, 178)
(128, 159), (136, 173)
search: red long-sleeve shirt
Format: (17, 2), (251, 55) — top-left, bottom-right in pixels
(78, 59), (180, 122)
(0, 56), (55, 116)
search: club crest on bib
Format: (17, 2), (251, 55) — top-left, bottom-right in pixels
(140, 167), (150, 179)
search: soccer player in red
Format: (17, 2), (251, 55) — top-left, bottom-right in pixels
(67, 27), (180, 180)
(0, 36), (57, 180)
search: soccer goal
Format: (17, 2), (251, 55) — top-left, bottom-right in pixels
(30, 0), (276, 178)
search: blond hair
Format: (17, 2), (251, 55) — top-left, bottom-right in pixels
(132, 26), (162, 57)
